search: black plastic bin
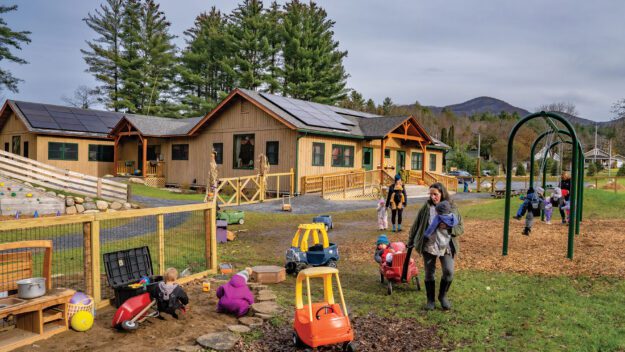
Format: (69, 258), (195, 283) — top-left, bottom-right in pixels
(103, 246), (163, 307)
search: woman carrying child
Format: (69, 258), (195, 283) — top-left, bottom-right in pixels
(407, 182), (463, 310)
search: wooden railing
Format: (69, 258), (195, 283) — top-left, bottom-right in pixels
(406, 170), (424, 184)
(146, 161), (165, 177)
(0, 149), (128, 202)
(116, 160), (135, 176)
(475, 175), (623, 194)
(425, 171), (459, 193)
(301, 169), (366, 194)
(320, 169), (387, 199)
(215, 169), (294, 207)
(0, 201), (217, 310)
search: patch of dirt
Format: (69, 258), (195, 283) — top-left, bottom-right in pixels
(237, 314), (450, 351)
(16, 281), (236, 352)
(601, 182), (624, 190)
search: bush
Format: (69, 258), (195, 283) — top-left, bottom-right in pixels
(594, 161), (604, 172)
(515, 163), (526, 176)
(587, 163), (597, 176)
(618, 164), (625, 176)
(550, 161), (559, 176)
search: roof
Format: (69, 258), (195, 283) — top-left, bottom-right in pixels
(584, 148), (610, 158)
(358, 116), (410, 138)
(123, 114), (202, 136)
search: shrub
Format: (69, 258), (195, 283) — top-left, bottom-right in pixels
(587, 163), (597, 176)
(515, 163), (526, 176)
(618, 164), (625, 176)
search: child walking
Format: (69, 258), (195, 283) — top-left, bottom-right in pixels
(376, 199), (388, 230)
(216, 268), (255, 317)
(514, 187), (545, 236)
(156, 267), (189, 319)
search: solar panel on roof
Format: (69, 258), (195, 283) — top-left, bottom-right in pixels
(31, 121), (60, 129)
(260, 93), (351, 131)
(14, 101), (123, 134)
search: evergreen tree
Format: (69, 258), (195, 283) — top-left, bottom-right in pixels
(448, 125), (456, 148)
(617, 163), (625, 176)
(365, 98), (376, 114)
(338, 90), (365, 111)
(82, 0), (124, 110)
(381, 97), (394, 115)
(228, 0), (271, 91)
(594, 160), (604, 172)
(440, 127), (448, 144)
(550, 160), (559, 176)
(0, 5), (31, 93)
(265, 1), (282, 93)
(178, 7), (233, 116)
(117, 0), (144, 112)
(515, 162), (526, 176)
(281, 0), (348, 104)
(586, 162), (596, 176)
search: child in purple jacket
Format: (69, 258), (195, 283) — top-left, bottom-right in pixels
(216, 268), (255, 317)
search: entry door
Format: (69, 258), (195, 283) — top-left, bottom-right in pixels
(137, 144), (143, 175)
(362, 147), (373, 171)
(396, 150), (406, 171)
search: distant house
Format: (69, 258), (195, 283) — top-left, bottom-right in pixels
(584, 148), (625, 168)
(534, 145), (561, 162)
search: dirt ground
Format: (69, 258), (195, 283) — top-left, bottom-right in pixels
(16, 281), (237, 352)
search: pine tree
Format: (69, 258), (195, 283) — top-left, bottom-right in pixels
(228, 0), (271, 91)
(515, 162), (526, 176)
(0, 5), (31, 93)
(586, 162), (596, 176)
(265, 1), (282, 93)
(618, 163), (625, 176)
(178, 7), (234, 116)
(381, 97), (394, 115)
(117, 0), (144, 113)
(448, 125), (456, 148)
(281, 0), (348, 104)
(440, 127), (448, 144)
(338, 90), (365, 111)
(365, 98), (376, 114)
(82, 0), (124, 110)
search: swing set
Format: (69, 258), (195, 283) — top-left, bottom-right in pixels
(503, 112), (585, 259)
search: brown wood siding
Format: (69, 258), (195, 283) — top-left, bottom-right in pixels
(36, 135), (114, 177)
(298, 135), (363, 182)
(165, 99), (296, 186)
(0, 113), (36, 158)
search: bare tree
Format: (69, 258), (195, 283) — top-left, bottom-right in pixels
(61, 86), (99, 109)
(537, 102), (579, 116)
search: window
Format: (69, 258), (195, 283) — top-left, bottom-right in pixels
(266, 141), (279, 165)
(429, 153), (437, 171)
(331, 144), (354, 167)
(312, 142), (325, 166)
(48, 142), (78, 161)
(384, 148), (390, 158)
(233, 134), (254, 169)
(4, 143), (8, 152)
(23, 141), (29, 158)
(213, 143), (223, 164)
(88, 144), (114, 162)
(12, 136), (20, 155)
(411, 152), (423, 170)
(172, 144), (189, 160)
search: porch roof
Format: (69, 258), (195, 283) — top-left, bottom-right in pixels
(111, 115), (202, 137)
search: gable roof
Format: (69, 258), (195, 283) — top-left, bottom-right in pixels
(118, 114), (202, 137)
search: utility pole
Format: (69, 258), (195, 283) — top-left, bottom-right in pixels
(594, 124), (598, 163)
(609, 139), (613, 177)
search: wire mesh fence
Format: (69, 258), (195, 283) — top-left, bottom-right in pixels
(164, 210), (207, 274)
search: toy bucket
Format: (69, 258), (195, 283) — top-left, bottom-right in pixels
(67, 294), (95, 321)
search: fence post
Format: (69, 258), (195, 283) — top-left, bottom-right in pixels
(237, 178), (241, 205)
(127, 184), (132, 203)
(157, 214), (165, 274)
(90, 220), (101, 306)
(477, 176), (481, 193)
(97, 179), (102, 198)
(343, 174), (347, 199)
(595, 177), (598, 190)
(83, 222), (93, 297)
(322, 176), (326, 198)
(290, 168), (294, 196)
(204, 204), (217, 271)
(491, 177), (495, 193)
(616, 176), (618, 194)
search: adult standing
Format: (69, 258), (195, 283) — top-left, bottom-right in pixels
(386, 174), (407, 232)
(558, 171), (571, 224)
(407, 182), (464, 310)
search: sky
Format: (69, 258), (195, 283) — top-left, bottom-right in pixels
(2, 0), (625, 121)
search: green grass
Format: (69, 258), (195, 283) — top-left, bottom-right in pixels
(130, 183), (205, 201)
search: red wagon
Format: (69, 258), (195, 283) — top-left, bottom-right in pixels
(379, 242), (421, 295)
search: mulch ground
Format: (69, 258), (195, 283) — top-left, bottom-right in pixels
(237, 314), (450, 351)
(344, 219), (625, 278)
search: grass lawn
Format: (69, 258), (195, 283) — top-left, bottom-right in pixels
(130, 183), (205, 201)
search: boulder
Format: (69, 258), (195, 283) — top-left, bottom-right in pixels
(66, 198), (75, 207)
(36, 187), (46, 192)
(57, 194), (66, 199)
(251, 302), (280, 315)
(106, 209), (117, 213)
(238, 316), (263, 328)
(65, 206), (77, 215)
(75, 204), (85, 213)
(85, 197), (94, 202)
(96, 200), (109, 211)
(103, 174), (115, 178)
(83, 202), (97, 211)
(110, 201), (123, 210)
(257, 291), (277, 302)
(123, 202), (132, 210)
(255, 313), (274, 320)
(83, 210), (99, 214)
(129, 177), (145, 185)
(196, 332), (239, 351)
(74, 197), (84, 204)
(227, 325), (251, 334)
(46, 191), (56, 197)
(131, 203), (140, 209)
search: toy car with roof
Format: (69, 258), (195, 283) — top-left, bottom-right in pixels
(293, 267), (355, 351)
(217, 209), (245, 225)
(312, 215), (333, 231)
(379, 242), (420, 295)
(285, 223), (339, 275)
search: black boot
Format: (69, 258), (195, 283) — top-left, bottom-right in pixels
(438, 279), (452, 310)
(522, 227), (531, 236)
(424, 280), (436, 310)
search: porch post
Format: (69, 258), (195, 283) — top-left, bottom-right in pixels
(113, 136), (119, 176)
(142, 138), (148, 177)
(380, 137), (386, 185)
(421, 142), (426, 181)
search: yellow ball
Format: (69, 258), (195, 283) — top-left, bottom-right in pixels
(70, 311), (94, 332)
(26, 193), (33, 198)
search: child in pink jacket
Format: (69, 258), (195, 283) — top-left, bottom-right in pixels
(216, 268), (254, 317)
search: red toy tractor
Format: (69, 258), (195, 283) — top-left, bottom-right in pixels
(293, 267), (355, 351)
(380, 242), (420, 295)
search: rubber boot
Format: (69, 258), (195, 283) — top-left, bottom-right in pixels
(424, 280), (436, 310)
(392, 224), (396, 232)
(398, 224), (402, 231)
(438, 279), (452, 310)
(522, 227), (531, 236)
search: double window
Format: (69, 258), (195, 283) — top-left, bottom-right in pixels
(234, 134), (254, 169)
(429, 153), (437, 171)
(411, 152), (423, 170)
(88, 145), (114, 162)
(331, 144), (354, 167)
(213, 143), (223, 164)
(266, 141), (279, 165)
(48, 142), (78, 161)
(312, 143), (325, 166)
(172, 144), (189, 160)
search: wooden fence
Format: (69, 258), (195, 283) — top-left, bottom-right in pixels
(215, 169), (294, 207)
(0, 149), (128, 202)
(476, 175), (624, 193)
(0, 201), (217, 310)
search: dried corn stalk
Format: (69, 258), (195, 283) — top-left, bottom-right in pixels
(204, 150), (219, 202)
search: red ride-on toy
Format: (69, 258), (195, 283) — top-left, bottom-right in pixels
(111, 292), (159, 331)
(380, 242), (420, 295)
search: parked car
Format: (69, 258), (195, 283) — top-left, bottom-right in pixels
(448, 170), (474, 183)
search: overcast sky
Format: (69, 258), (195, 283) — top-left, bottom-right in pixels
(3, 0), (624, 121)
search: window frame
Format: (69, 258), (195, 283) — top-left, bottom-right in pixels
(88, 144), (114, 162)
(48, 142), (78, 161)
(171, 144), (189, 161)
(213, 143), (223, 164)
(411, 152), (423, 170)
(429, 153), (437, 171)
(331, 144), (355, 168)
(233, 133), (255, 170)
(23, 141), (29, 158)
(312, 142), (325, 166)
(266, 141), (279, 165)
(12, 136), (20, 155)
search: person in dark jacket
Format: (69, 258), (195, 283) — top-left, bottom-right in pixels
(514, 187), (545, 236)
(558, 172), (571, 224)
(157, 268), (189, 319)
(386, 174), (407, 232)
(407, 182), (463, 310)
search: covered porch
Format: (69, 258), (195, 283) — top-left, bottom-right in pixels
(110, 120), (166, 182)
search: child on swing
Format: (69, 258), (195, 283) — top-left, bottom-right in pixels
(514, 186), (545, 236)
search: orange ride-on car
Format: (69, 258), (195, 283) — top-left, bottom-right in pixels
(380, 242), (420, 295)
(293, 267), (355, 351)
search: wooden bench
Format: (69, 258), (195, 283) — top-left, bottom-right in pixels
(0, 240), (74, 352)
